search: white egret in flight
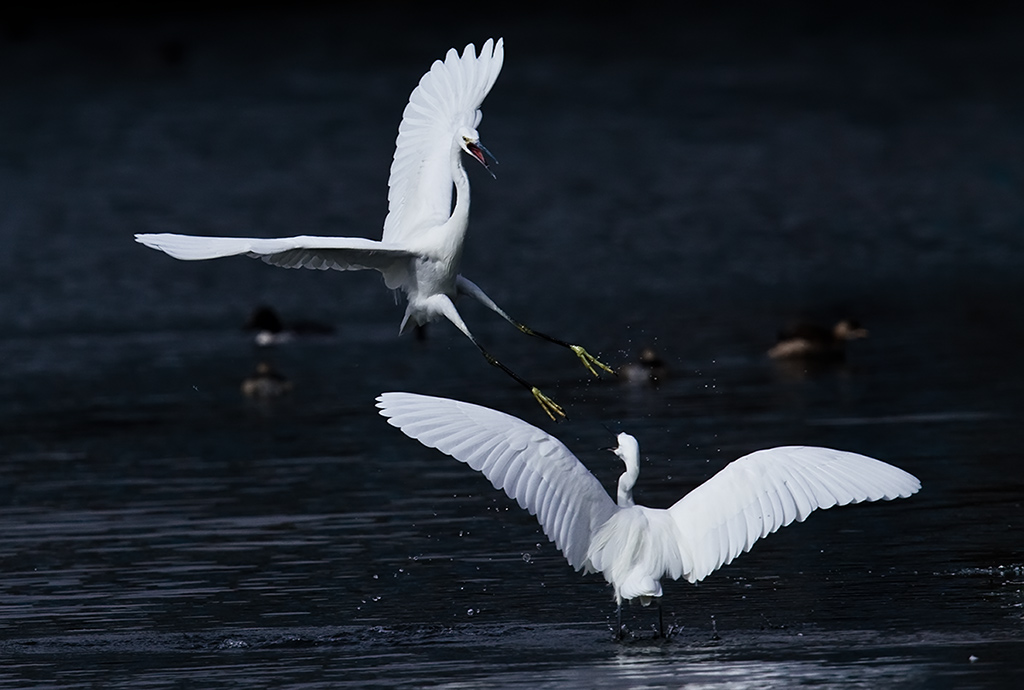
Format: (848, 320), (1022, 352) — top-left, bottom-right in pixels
(377, 392), (921, 638)
(135, 39), (611, 421)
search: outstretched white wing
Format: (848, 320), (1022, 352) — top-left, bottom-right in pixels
(135, 233), (418, 283)
(377, 392), (617, 570)
(668, 446), (921, 584)
(382, 39), (504, 245)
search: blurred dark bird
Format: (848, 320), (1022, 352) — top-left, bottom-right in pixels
(241, 361), (293, 398)
(619, 346), (668, 385)
(244, 305), (335, 346)
(768, 319), (869, 361)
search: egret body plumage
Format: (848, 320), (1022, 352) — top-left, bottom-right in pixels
(135, 39), (611, 420)
(377, 392), (921, 636)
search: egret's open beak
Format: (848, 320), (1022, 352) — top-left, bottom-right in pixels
(466, 142), (498, 178)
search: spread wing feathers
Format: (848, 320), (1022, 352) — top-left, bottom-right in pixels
(668, 446), (921, 584)
(377, 392), (617, 570)
(135, 233), (418, 279)
(382, 38), (504, 245)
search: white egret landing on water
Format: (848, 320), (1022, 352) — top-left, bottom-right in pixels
(135, 39), (611, 421)
(377, 392), (921, 639)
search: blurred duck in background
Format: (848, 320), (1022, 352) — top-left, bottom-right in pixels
(241, 361), (293, 399)
(768, 319), (868, 362)
(618, 346), (669, 385)
(244, 305), (335, 347)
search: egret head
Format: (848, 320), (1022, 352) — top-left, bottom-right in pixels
(611, 433), (640, 465)
(458, 126), (496, 176)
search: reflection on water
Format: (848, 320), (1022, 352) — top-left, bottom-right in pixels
(2, 5), (1024, 689)
(5, 624), (1016, 688)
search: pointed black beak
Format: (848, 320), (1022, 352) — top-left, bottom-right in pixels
(600, 423), (620, 451)
(466, 141), (498, 178)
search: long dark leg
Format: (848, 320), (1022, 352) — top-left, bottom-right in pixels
(473, 338), (566, 421)
(657, 601), (664, 638)
(437, 296), (565, 421)
(616, 602), (624, 641)
(457, 276), (614, 377)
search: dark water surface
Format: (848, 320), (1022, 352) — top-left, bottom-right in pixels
(2, 7), (1023, 688)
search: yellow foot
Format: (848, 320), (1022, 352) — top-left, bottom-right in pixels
(531, 387), (566, 421)
(570, 345), (615, 377)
